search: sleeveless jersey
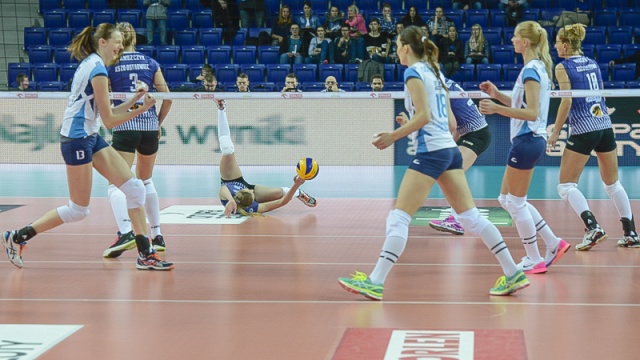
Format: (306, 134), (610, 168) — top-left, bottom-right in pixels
(561, 55), (611, 136)
(446, 79), (487, 136)
(404, 62), (457, 153)
(510, 59), (550, 141)
(219, 181), (259, 214)
(107, 51), (160, 131)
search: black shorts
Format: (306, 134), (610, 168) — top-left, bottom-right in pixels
(111, 130), (159, 156)
(456, 126), (492, 156)
(220, 176), (255, 190)
(565, 128), (616, 156)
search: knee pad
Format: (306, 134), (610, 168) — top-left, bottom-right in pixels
(143, 178), (157, 195)
(57, 201), (90, 223)
(604, 180), (623, 198)
(386, 209), (411, 239)
(458, 207), (490, 235)
(498, 193), (508, 211)
(506, 194), (529, 222)
(557, 182), (578, 201)
(219, 135), (235, 155)
(120, 178), (145, 209)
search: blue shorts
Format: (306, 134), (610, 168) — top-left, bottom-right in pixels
(507, 133), (546, 170)
(60, 134), (110, 165)
(408, 147), (463, 180)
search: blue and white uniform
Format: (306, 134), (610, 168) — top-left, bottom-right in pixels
(107, 51), (160, 131)
(561, 55), (611, 136)
(510, 59), (550, 141)
(446, 79), (487, 136)
(219, 180), (259, 214)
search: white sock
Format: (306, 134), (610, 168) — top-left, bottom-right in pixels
(565, 187), (591, 217)
(507, 194), (543, 262)
(144, 179), (161, 238)
(218, 106), (230, 138)
(527, 202), (560, 249)
(450, 207), (458, 221)
(108, 184), (132, 234)
(369, 209), (411, 285)
(282, 186), (299, 197)
(605, 182), (633, 220)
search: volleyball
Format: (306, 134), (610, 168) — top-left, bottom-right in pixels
(296, 158), (319, 180)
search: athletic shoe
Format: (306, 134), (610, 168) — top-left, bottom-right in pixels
(216, 99), (225, 110)
(136, 251), (175, 271)
(575, 226), (607, 251)
(338, 271), (383, 301)
(489, 270), (530, 296)
(428, 215), (465, 235)
(2, 231), (26, 268)
(297, 190), (317, 207)
(545, 238), (571, 267)
(102, 231), (136, 258)
(152, 235), (166, 252)
(516, 256), (547, 274)
(617, 235), (640, 248)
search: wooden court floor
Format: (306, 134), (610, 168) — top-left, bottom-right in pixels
(0, 194), (639, 359)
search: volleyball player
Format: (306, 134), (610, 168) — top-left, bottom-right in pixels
(550, 24), (638, 249)
(338, 26), (529, 300)
(1, 24), (174, 270)
(102, 23), (173, 258)
(215, 99), (317, 217)
(478, 21), (567, 275)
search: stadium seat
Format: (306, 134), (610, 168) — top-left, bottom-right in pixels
(65, 0), (86, 9)
(181, 46), (206, 64)
(503, 27), (515, 43)
(185, 0), (204, 10)
(521, 9), (539, 22)
(319, 64), (344, 82)
(38, 81), (66, 91)
(28, 46), (53, 63)
(582, 44), (595, 59)
(381, 64), (395, 82)
(495, 81), (515, 90)
(49, 28), (73, 47)
(627, 81), (640, 88)
(596, 44), (622, 64)
(251, 82), (277, 92)
(207, 45), (232, 64)
(249, 28), (272, 38)
(608, 27), (632, 45)
(466, 10), (489, 29)
(241, 64), (266, 83)
(232, 46), (257, 64)
(68, 10), (91, 28)
(623, 44), (640, 57)
(33, 63), (59, 82)
(620, 9), (640, 27)
(40, 0), (62, 14)
(264, 0), (281, 14)
(215, 64), (240, 83)
(266, 64), (291, 83)
(43, 10), (67, 28)
(300, 82), (324, 92)
(491, 45), (515, 64)
(345, 63), (359, 83)
(8, 63), (32, 85)
(174, 29), (198, 46)
(155, 45), (180, 64)
(611, 64), (636, 81)
(117, 10), (141, 28)
(338, 81), (354, 91)
(169, 82), (197, 91)
(93, 9), (115, 26)
(293, 64), (318, 83)
(232, 29), (248, 46)
(223, 83), (239, 91)
(476, 64), (502, 82)
(192, 10), (214, 28)
(444, 10), (463, 29)
(189, 64), (204, 82)
(599, 63), (610, 81)
(458, 29), (471, 43)
(355, 82), (371, 91)
(167, 0), (182, 10)
(397, 65), (408, 80)
(23, 28), (47, 50)
(458, 64), (475, 82)
(603, 81), (626, 89)
(162, 64), (189, 83)
(258, 45), (280, 64)
(385, 82), (405, 91)
(59, 63), (78, 83)
(490, 10), (506, 28)
(200, 28), (223, 46)
(54, 47), (77, 63)
(86, 0), (107, 9)
(530, 0), (553, 8)
(405, 0), (428, 12)
(541, 8), (563, 22)
(483, 27), (502, 46)
(594, 9), (618, 27)
(168, 10), (190, 30)
(502, 63), (522, 82)
(583, 27), (606, 45)
(606, 0), (630, 7)
(136, 45), (155, 58)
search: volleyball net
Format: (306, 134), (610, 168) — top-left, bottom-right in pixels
(0, 90), (638, 166)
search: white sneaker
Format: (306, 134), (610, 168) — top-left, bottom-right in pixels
(516, 256), (547, 274)
(576, 226), (607, 251)
(2, 231), (25, 268)
(297, 190), (317, 207)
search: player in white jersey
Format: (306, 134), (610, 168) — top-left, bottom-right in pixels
(338, 26), (529, 300)
(551, 24), (639, 249)
(1, 24), (173, 271)
(479, 21), (568, 275)
(102, 23), (173, 258)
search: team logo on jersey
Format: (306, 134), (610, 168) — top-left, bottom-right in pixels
(590, 104), (603, 117)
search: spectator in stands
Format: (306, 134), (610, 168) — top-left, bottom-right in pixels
(239, 0), (266, 28)
(324, 5), (345, 40)
(305, 25), (334, 64)
(279, 23), (304, 64)
(281, 73), (302, 92)
(321, 76), (345, 92)
(200, 73), (219, 92)
(144, 0), (169, 45)
(201, 0), (240, 43)
(15, 74), (30, 91)
(501, 0), (526, 27)
(452, 0), (483, 10)
(236, 73), (250, 92)
(609, 51), (640, 81)
(346, 5), (367, 63)
(196, 64), (214, 82)
(364, 18), (392, 64)
(335, 25), (353, 64)
(438, 25), (464, 79)
(401, 6), (425, 28)
(271, 4), (293, 45)
(465, 24), (490, 65)
(379, 3), (397, 36)
(370, 74), (384, 91)
(297, 1), (321, 34)
(427, 7), (454, 43)
(386, 22), (404, 64)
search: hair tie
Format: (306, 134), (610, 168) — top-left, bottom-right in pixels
(421, 36), (427, 42)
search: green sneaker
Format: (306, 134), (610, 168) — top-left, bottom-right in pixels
(489, 270), (530, 296)
(338, 271), (383, 301)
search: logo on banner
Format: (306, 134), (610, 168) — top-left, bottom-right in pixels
(0, 324), (82, 360)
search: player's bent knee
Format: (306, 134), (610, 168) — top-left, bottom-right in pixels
(557, 182), (578, 201)
(458, 208), (489, 235)
(120, 178), (145, 209)
(386, 209), (411, 239)
(57, 201), (90, 223)
(505, 194), (529, 222)
(603, 180), (623, 198)
(498, 194), (508, 211)
(219, 135), (235, 155)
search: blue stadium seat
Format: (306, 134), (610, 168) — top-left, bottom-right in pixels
(266, 64), (291, 83)
(59, 63), (78, 83)
(118, 10), (141, 28)
(466, 10), (489, 29)
(28, 46), (53, 63)
(49, 28), (73, 47)
(541, 8), (563, 22)
(215, 64), (240, 83)
(136, 45), (155, 57)
(189, 64), (204, 82)
(232, 29), (248, 46)
(458, 64), (475, 82)
(483, 27), (502, 45)
(309, 0), (329, 12)
(207, 45), (232, 64)
(444, 10), (463, 29)
(155, 45), (180, 64)
(192, 10), (214, 28)
(627, 81), (640, 88)
(599, 62), (610, 81)
(232, 46), (257, 64)
(405, 0), (428, 12)
(169, 82), (197, 91)
(606, 0), (630, 7)
(608, 27), (632, 45)
(582, 44), (595, 59)
(33, 63), (59, 82)
(530, 0), (553, 7)
(162, 64), (189, 83)
(521, 9), (539, 22)
(39, 81), (66, 91)
(248, 27), (272, 38)
(64, 0), (86, 9)
(293, 64), (318, 83)
(594, 9), (618, 27)
(23, 28), (47, 50)
(87, 0), (107, 9)
(476, 64), (502, 82)
(40, 0), (62, 14)
(168, 10), (190, 30)
(345, 63), (359, 83)
(502, 63), (522, 82)
(301, 82), (324, 92)
(612, 64), (636, 81)
(264, 0), (281, 14)
(495, 81), (515, 90)
(168, 0), (183, 10)
(603, 81), (626, 89)
(583, 26), (606, 45)
(397, 65), (407, 80)
(463, 81), (481, 90)
(458, 29), (471, 43)
(338, 81), (354, 91)
(174, 29), (198, 46)
(490, 10), (506, 28)
(432, 0), (452, 9)
(185, 0), (205, 10)
(258, 46), (280, 64)
(319, 64), (344, 82)
(54, 47), (77, 63)
(620, 9), (640, 26)
(93, 9), (115, 26)
(503, 27), (515, 43)
(596, 44), (622, 64)
(623, 44), (640, 57)
(68, 10), (92, 28)
(355, 82), (371, 91)
(8, 63), (32, 85)
(179, 46), (204, 65)
(200, 28), (223, 46)
(491, 45), (514, 64)
(43, 10), (67, 28)
(222, 83), (238, 91)
(241, 64), (266, 83)
(379, 64), (393, 82)
(385, 82), (404, 91)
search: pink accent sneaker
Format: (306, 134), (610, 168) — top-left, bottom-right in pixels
(545, 238), (571, 267)
(429, 215), (465, 235)
(517, 256), (548, 274)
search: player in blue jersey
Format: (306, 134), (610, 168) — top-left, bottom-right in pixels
(102, 22), (173, 258)
(550, 24), (639, 249)
(338, 26), (529, 300)
(1, 24), (173, 270)
(479, 21), (568, 275)
(215, 99), (317, 217)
